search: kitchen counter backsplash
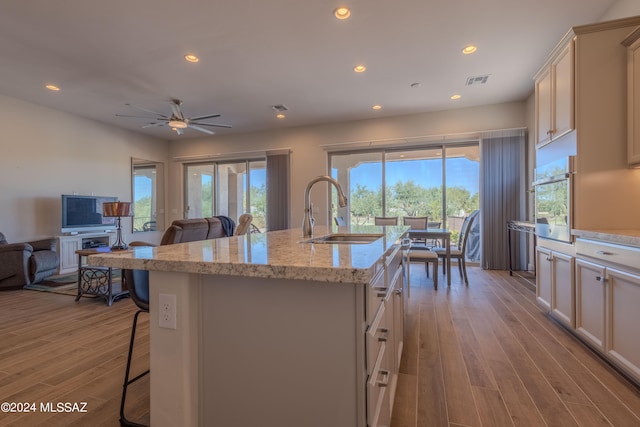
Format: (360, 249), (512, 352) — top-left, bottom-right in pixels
(572, 229), (640, 247)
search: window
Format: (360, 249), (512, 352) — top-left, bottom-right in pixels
(329, 144), (479, 254)
(184, 159), (267, 231)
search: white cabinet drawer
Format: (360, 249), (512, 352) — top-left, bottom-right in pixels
(575, 238), (640, 270)
(367, 341), (389, 427)
(367, 302), (387, 374)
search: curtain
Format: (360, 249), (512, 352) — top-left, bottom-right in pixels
(480, 129), (527, 270)
(266, 152), (290, 231)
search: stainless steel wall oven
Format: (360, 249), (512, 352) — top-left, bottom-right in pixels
(533, 156), (575, 244)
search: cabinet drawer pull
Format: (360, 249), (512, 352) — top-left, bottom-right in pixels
(394, 289), (402, 295)
(595, 276), (608, 283)
(377, 370), (390, 387)
(596, 250), (614, 256)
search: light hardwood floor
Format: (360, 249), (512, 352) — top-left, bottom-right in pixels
(1, 266), (639, 426)
(392, 265), (640, 427)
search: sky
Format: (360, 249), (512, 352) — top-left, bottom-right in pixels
(347, 158), (479, 194)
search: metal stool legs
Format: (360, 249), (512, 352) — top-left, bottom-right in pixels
(120, 308), (149, 427)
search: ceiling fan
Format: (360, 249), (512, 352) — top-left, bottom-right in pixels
(116, 99), (232, 135)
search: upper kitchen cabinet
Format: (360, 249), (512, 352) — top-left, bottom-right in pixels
(535, 16), (640, 232)
(535, 39), (574, 148)
(622, 27), (640, 166)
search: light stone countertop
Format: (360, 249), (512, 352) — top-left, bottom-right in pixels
(87, 225), (409, 284)
(572, 229), (640, 248)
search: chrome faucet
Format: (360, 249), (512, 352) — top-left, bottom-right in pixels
(302, 175), (348, 238)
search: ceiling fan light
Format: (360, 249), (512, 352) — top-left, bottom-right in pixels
(168, 119), (188, 129)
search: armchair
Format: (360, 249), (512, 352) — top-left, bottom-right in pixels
(0, 232), (60, 290)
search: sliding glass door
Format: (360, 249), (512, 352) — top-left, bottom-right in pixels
(184, 159), (267, 231)
(329, 144), (480, 258)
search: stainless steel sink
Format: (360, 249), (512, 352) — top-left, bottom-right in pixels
(300, 233), (384, 244)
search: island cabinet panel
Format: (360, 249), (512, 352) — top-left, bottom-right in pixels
(198, 275), (363, 427)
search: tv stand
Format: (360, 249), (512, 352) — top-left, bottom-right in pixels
(57, 233), (114, 274)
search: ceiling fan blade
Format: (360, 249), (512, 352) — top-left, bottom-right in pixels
(125, 103), (168, 118)
(189, 113), (221, 121)
(187, 124), (215, 135)
(170, 100), (184, 120)
(116, 114), (162, 119)
(189, 121), (233, 128)
(141, 122), (167, 129)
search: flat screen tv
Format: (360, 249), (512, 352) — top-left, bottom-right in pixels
(61, 194), (118, 234)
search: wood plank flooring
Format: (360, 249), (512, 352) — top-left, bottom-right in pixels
(391, 265), (640, 427)
(1, 265), (639, 426)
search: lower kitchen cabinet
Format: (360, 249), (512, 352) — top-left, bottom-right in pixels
(575, 258), (607, 351)
(574, 238), (640, 384)
(605, 267), (640, 380)
(536, 246), (575, 328)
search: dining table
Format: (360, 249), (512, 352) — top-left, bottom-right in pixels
(407, 228), (452, 286)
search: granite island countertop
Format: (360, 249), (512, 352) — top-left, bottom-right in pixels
(87, 225), (409, 284)
(572, 229), (640, 248)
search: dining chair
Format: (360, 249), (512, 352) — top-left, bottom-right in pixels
(374, 216), (398, 226)
(433, 211), (477, 285)
(403, 216), (428, 247)
(407, 248), (439, 289)
(234, 213), (253, 236)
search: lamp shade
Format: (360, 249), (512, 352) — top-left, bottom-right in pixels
(103, 201), (132, 217)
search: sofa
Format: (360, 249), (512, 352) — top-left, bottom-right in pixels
(0, 232), (60, 290)
(160, 217), (228, 245)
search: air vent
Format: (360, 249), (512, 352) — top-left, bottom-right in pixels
(270, 104), (289, 112)
(465, 75), (490, 86)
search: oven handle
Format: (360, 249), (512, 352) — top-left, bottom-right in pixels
(532, 173), (571, 186)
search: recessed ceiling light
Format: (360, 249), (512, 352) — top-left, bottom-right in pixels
(353, 65), (366, 73)
(184, 54), (199, 63)
(450, 94), (461, 100)
(372, 105), (382, 110)
(45, 84), (60, 91)
(276, 113), (286, 119)
(462, 45), (477, 55)
(334, 7), (351, 20)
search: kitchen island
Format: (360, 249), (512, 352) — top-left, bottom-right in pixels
(88, 225), (408, 427)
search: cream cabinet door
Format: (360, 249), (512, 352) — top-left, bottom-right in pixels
(550, 251), (575, 328)
(575, 258), (607, 351)
(606, 267), (640, 381)
(627, 33), (640, 165)
(535, 247), (552, 311)
(536, 68), (553, 147)
(552, 42), (574, 141)
(535, 40), (574, 148)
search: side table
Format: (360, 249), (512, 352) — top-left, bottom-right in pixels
(507, 220), (536, 278)
(75, 248), (129, 306)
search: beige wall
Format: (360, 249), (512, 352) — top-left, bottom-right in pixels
(0, 94), (169, 243)
(600, 0), (640, 21)
(168, 101), (528, 228)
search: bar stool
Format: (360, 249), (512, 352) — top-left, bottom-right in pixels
(120, 269), (150, 427)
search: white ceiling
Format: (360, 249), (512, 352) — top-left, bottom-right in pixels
(0, 0), (618, 141)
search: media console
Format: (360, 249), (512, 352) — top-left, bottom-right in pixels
(57, 232), (115, 274)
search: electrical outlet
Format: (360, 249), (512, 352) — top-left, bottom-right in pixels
(158, 293), (177, 329)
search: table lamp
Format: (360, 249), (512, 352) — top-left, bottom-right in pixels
(103, 201), (132, 250)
